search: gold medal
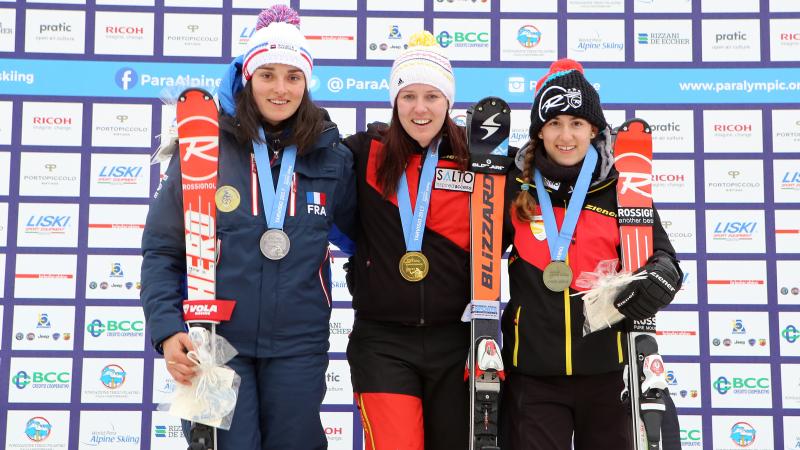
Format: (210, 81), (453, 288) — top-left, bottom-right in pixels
(399, 251), (429, 282)
(543, 261), (573, 292)
(215, 185), (241, 213)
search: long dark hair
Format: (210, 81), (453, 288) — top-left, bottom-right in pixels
(511, 138), (540, 222)
(376, 105), (468, 198)
(221, 80), (324, 156)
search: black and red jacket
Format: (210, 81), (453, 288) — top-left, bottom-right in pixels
(343, 124), (470, 325)
(501, 159), (679, 377)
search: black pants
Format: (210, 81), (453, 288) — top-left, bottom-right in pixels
(500, 371), (681, 450)
(346, 319), (470, 450)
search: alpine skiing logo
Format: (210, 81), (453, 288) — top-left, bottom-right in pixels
(480, 113), (501, 140)
(538, 85), (582, 122)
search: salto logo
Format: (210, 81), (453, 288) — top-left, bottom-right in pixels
(115, 67), (138, 91)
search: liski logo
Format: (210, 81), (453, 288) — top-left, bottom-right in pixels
(100, 364), (126, 389)
(730, 421), (755, 447)
(783, 324), (800, 343)
(732, 319), (746, 334)
(713, 221), (757, 241)
(115, 67), (138, 91)
(25, 417), (52, 442)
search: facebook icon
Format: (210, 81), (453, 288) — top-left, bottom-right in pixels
(115, 67), (138, 90)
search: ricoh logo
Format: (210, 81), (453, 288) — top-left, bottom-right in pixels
(324, 427), (343, 436)
(781, 32), (800, 41)
(105, 26), (144, 35)
(653, 174), (684, 182)
(33, 116), (71, 126)
(40, 23), (72, 33)
(713, 123), (752, 132)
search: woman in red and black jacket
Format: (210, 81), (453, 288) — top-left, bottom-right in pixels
(500, 59), (683, 450)
(343, 31), (471, 450)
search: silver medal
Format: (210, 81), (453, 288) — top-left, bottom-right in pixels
(260, 229), (291, 260)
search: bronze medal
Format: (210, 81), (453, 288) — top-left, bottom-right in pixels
(399, 251), (429, 282)
(543, 261), (573, 292)
(215, 185), (241, 213)
(260, 229), (290, 260)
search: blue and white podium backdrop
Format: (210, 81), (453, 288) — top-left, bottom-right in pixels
(0, 0), (798, 449)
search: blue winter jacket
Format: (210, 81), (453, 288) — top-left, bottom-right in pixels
(140, 57), (357, 358)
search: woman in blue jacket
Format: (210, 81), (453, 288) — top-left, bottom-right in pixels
(140, 5), (356, 449)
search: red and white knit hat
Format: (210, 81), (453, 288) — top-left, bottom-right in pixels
(241, 5), (313, 88)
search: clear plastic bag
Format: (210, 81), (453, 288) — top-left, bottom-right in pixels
(157, 326), (241, 430)
(572, 259), (647, 336)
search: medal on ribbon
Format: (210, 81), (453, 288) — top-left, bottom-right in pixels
(253, 128), (297, 260)
(397, 140), (440, 282)
(534, 145), (598, 292)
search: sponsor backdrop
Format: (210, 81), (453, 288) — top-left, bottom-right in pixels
(0, 0), (799, 449)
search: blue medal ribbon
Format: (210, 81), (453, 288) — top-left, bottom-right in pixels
(252, 128), (297, 230)
(397, 140), (440, 252)
(533, 145), (598, 262)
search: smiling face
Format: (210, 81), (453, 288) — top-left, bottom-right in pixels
(250, 63), (306, 126)
(538, 114), (598, 167)
(395, 83), (449, 148)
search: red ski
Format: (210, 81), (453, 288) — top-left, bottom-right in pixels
(176, 88), (235, 450)
(614, 119), (667, 450)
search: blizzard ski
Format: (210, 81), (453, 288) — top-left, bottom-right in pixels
(176, 88), (236, 450)
(466, 97), (513, 450)
(614, 118), (668, 450)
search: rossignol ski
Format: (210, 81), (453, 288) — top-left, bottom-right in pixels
(613, 119), (668, 450)
(466, 97), (513, 450)
(176, 88), (236, 450)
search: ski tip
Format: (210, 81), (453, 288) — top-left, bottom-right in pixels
(473, 96), (510, 114)
(614, 118), (652, 135)
(178, 88), (215, 104)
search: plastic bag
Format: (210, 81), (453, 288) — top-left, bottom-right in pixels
(158, 326), (241, 430)
(572, 259), (647, 336)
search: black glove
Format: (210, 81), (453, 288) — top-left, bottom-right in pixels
(343, 256), (355, 295)
(614, 254), (682, 320)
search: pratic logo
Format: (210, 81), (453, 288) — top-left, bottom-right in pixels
(86, 319), (145, 338)
(716, 31), (747, 43)
(730, 421), (756, 447)
(12, 370), (70, 389)
(436, 30), (489, 48)
(115, 67), (138, 91)
(39, 22), (72, 33)
(25, 416), (52, 442)
(784, 324), (800, 343)
(100, 364), (127, 389)
(713, 376), (769, 395)
(517, 25), (541, 48)
(651, 121), (681, 133)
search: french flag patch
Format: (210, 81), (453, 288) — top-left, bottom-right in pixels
(307, 191), (326, 206)
(306, 191), (327, 216)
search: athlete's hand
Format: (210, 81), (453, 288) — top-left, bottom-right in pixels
(614, 254), (681, 320)
(162, 332), (197, 386)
